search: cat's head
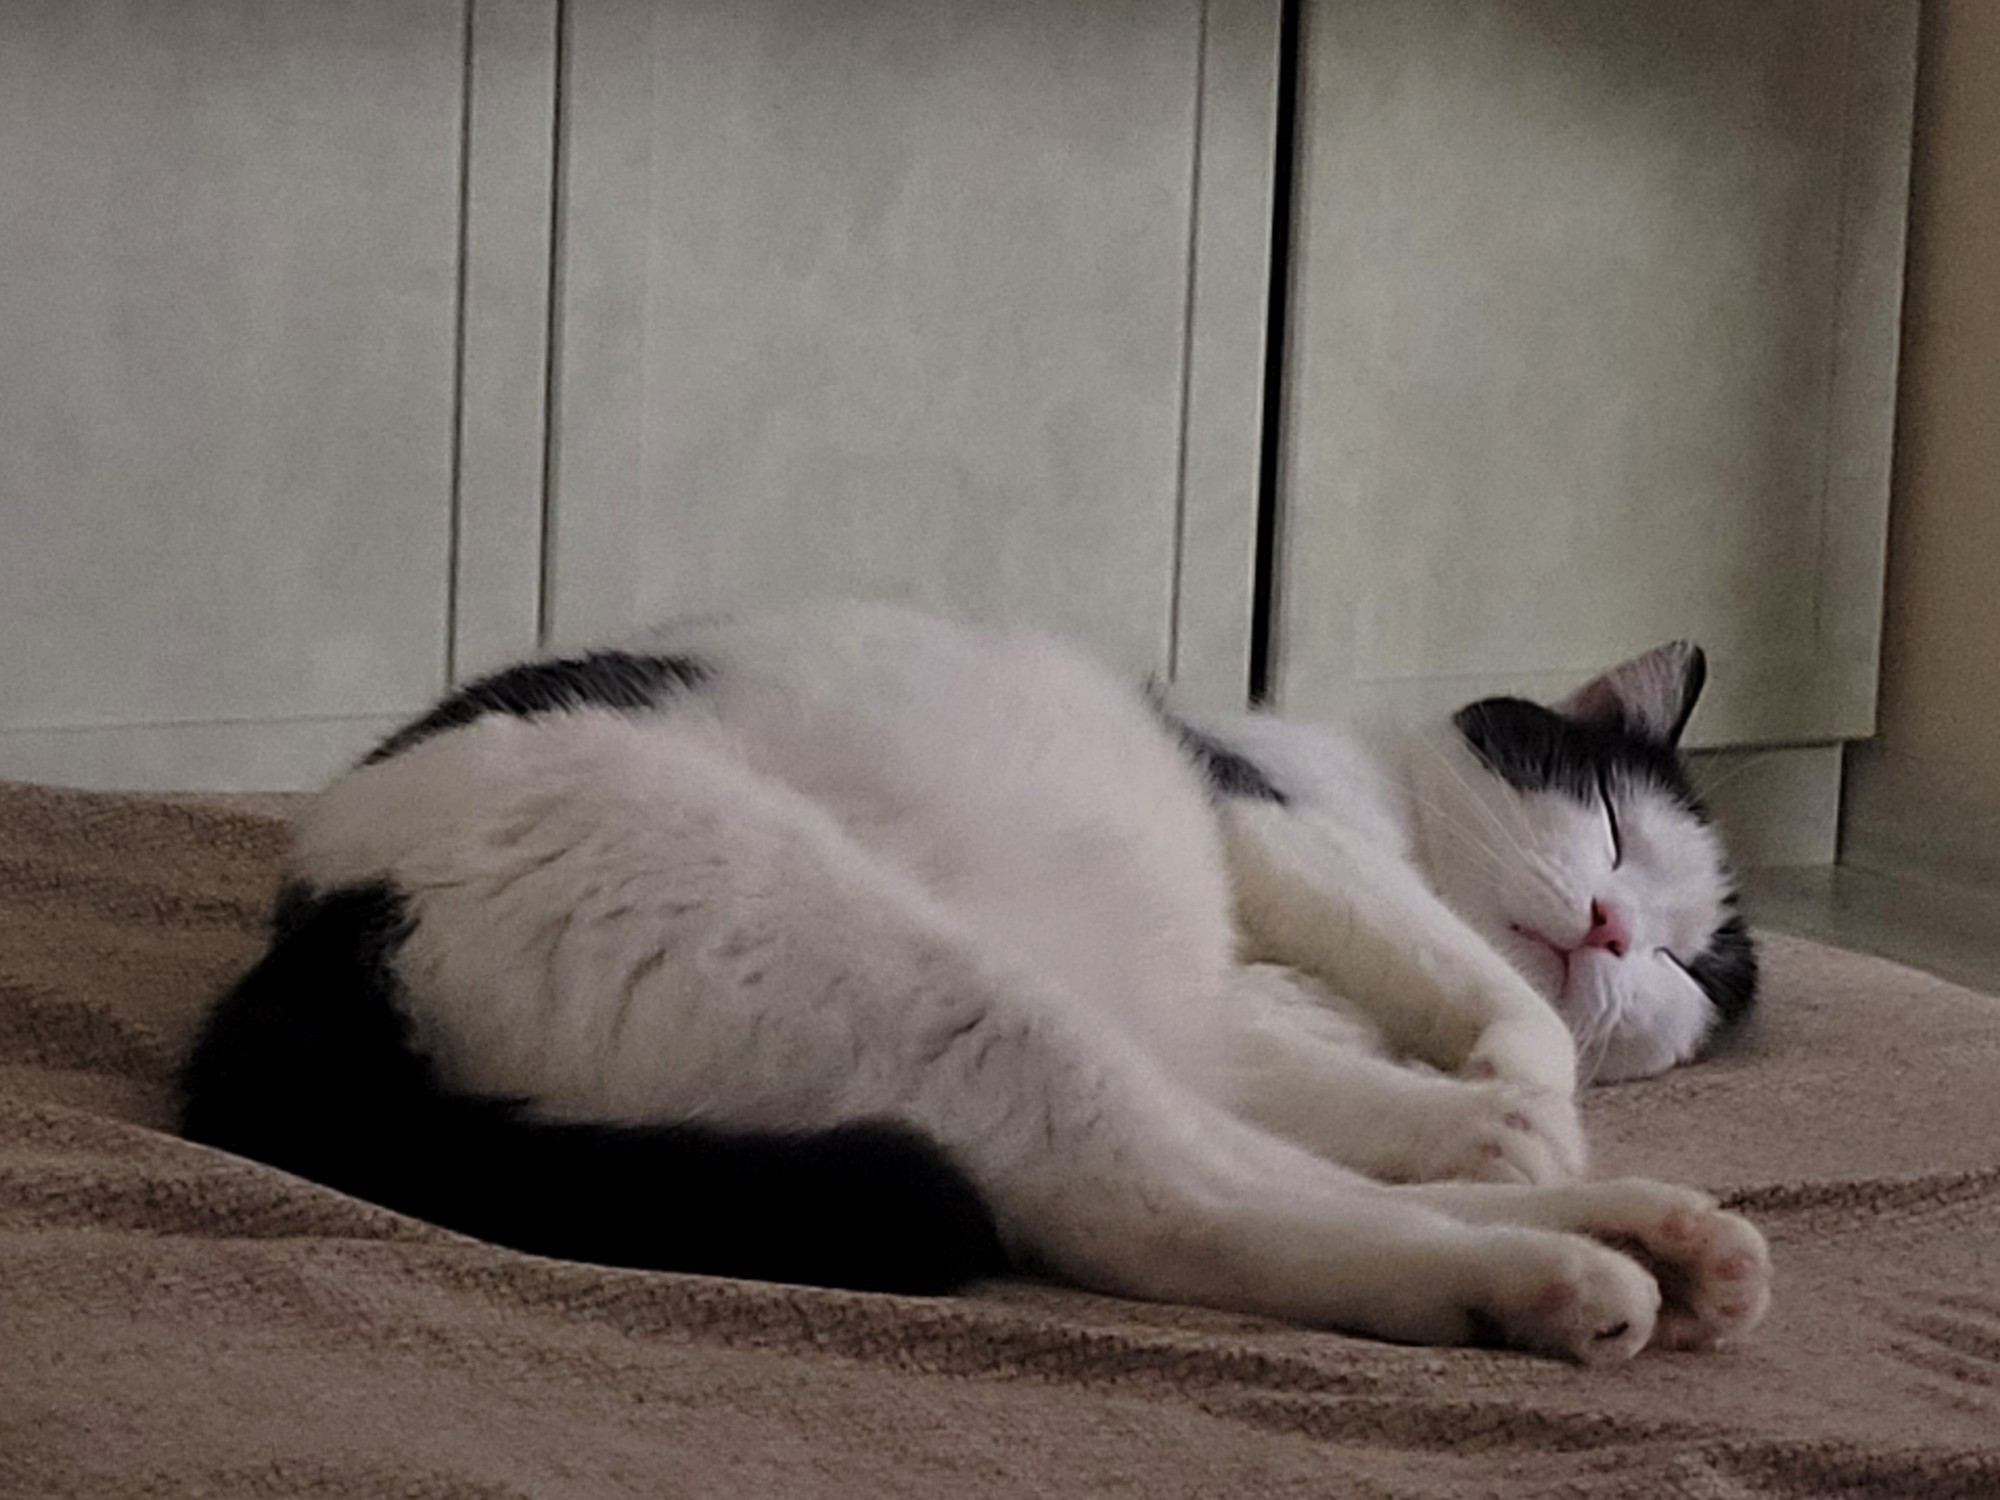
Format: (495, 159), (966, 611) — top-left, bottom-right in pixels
(1421, 644), (1756, 1082)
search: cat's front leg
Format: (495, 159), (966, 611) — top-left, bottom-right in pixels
(1222, 965), (1585, 1185)
(1220, 799), (1580, 1102)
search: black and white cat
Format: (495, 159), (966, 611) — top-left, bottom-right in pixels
(182, 603), (1767, 1363)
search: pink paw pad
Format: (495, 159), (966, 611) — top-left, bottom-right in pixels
(1532, 1281), (1578, 1316)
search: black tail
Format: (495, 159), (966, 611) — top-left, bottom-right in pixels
(179, 882), (1009, 1295)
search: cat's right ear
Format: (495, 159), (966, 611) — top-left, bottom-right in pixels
(1554, 642), (1707, 748)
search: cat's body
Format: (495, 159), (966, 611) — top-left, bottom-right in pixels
(183, 603), (1768, 1362)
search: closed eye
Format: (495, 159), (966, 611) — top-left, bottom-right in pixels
(1656, 947), (1695, 981)
(1598, 772), (1624, 870)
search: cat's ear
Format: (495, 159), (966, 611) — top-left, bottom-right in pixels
(1554, 642), (1707, 747)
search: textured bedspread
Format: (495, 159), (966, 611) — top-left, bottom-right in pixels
(4, 779), (1998, 1499)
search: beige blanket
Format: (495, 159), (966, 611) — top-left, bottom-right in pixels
(4, 779), (1998, 1498)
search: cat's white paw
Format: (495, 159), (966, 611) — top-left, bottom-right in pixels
(1394, 1081), (1586, 1186)
(1570, 1182), (1773, 1351)
(1463, 1013), (1579, 1098)
(1469, 1231), (1661, 1365)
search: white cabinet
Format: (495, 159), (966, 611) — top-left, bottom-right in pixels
(0, 1), (467, 787)
(0, 0), (1918, 822)
(545, 0), (1278, 693)
(1271, 0), (1918, 751)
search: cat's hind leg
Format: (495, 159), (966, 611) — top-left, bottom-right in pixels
(908, 1014), (1665, 1360)
(910, 964), (1763, 1356)
(852, 941), (1677, 1359)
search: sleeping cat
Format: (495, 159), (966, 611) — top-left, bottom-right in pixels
(181, 603), (1768, 1363)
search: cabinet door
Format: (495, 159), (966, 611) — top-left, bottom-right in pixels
(549, 0), (1278, 692)
(1272, 0), (1917, 745)
(0, 2), (466, 789)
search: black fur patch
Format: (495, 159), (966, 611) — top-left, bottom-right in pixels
(1688, 901), (1759, 1038)
(1167, 720), (1288, 805)
(1453, 696), (1759, 1048)
(180, 881), (1009, 1295)
(1453, 696), (1700, 815)
(364, 651), (710, 765)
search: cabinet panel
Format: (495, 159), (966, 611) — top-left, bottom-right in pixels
(1273, 0), (1916, 744)
(0, 2), (465, 785)
(453, 0), (559, 681)
(550, 0), (1270, 685)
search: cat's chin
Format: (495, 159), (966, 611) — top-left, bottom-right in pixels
(1494, 938), (1629, 1079)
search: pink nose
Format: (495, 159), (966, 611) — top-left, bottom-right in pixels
(1582, 900), (1629, 958)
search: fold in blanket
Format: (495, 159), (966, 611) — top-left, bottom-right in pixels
(3, 779), (1998, 1499)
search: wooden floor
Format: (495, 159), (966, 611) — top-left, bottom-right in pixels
(1740, 862), (2000, 997)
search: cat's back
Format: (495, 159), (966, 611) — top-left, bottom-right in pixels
(297, 603), (1236, 1051)
(644, 602), (1204, 852)
(645, 605), (1238, 1006)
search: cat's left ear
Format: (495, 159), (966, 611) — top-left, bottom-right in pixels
(1554, 642), (1707, 747)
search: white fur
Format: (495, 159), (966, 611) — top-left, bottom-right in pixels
(294, 603), (1767, 1360)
